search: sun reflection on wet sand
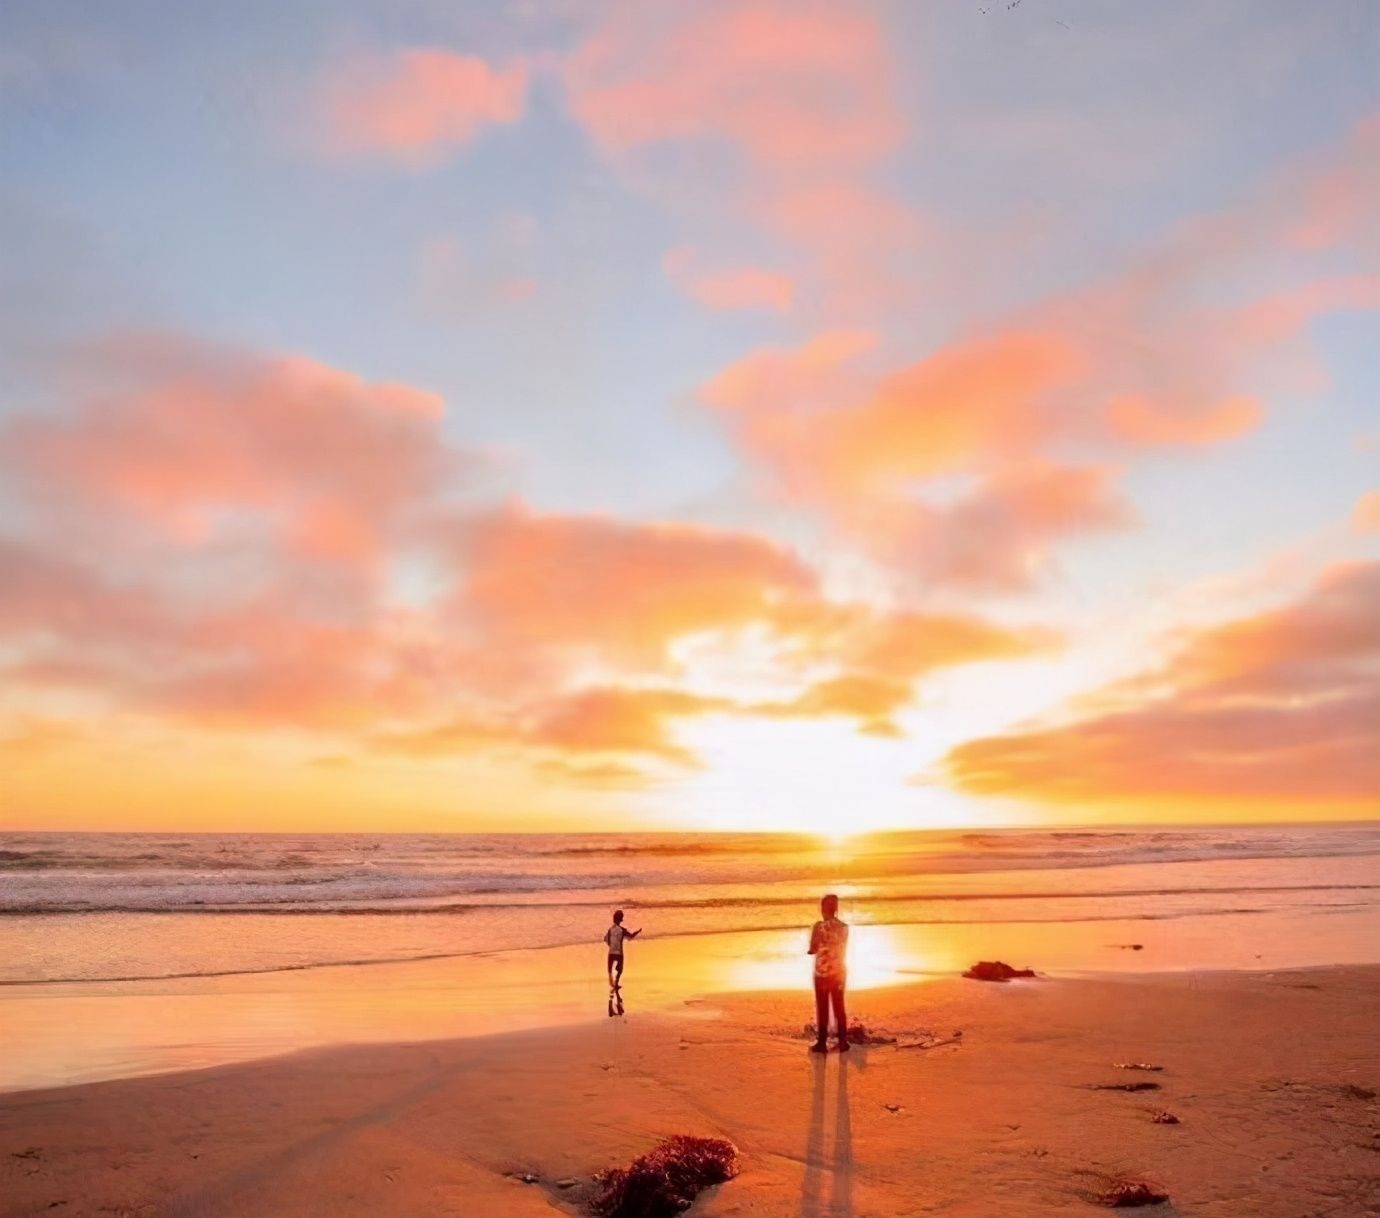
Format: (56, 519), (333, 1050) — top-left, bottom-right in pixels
(720, 923), (928, 993)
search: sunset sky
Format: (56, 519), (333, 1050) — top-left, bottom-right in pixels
(1, 0), (1377, 833)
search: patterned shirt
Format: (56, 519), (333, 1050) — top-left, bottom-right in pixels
(809, 917), (848, 981)
(605, 924), (631, 955)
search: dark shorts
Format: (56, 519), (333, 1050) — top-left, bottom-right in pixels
(608, 952), (623, 969)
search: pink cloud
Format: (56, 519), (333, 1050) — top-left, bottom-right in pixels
(564, 1), (914, 310)
(565, 1), (900, 170)
(1289, 114), (1380, 250)
(2, 334), (457, 567)
(324, 50), (528, 163)
(663, 247), (794, 312)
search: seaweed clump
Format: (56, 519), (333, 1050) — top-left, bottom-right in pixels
(963, 960), (1036, 982)
(592, 1135), (739, 1218)
(802, 1021), (896, 1045)
(1097, 1179), (1170, 1207)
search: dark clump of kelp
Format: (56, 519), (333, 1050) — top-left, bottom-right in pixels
(591, 1135), (739, 1218)
(1096, 1179), (1171, 1207)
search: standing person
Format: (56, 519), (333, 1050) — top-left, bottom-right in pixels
(604, 909), (641, 989)
(807, 894), (849, 1053)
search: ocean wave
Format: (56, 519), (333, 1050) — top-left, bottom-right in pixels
(4, 881), (1374, 917)
(4, 824), (1379, 915)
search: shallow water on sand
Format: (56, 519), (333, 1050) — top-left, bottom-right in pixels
(1, 825), (1378, 1091)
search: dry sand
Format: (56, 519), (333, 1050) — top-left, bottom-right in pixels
(3, 967), (1378, 1217)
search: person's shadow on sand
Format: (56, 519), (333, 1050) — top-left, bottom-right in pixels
(799, 1056), (853, 1217)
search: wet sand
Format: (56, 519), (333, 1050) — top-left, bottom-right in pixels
(3, 966), (1378, 1217)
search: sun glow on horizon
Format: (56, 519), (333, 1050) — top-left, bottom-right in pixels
(654, 712), (1021, 835)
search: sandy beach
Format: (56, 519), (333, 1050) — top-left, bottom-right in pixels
(4, 965), (1377, 1218)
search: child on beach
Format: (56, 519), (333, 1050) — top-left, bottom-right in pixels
(604, 909), (641, 989)
(807, 894), (849, 1053)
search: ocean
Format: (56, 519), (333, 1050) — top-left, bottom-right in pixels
(4, 824), (1380, 983)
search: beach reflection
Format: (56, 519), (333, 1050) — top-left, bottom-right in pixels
(722, 924), (923, 993)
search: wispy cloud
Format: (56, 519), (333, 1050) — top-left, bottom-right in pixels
(320, 49), (529, 164)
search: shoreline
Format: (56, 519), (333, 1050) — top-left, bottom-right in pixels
(3, 967), (1378, 1217)
(6, 905), (1380, 1096)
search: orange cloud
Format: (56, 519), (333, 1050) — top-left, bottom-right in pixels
(529, 686), (730, 764)
(455, 501), (818, 669)
(324, 50), (528, 162)
(751, 673), (913, 737)
(746, 603), (1058, 735)
(703, 330), (1135, 587)
(373, 685), (725, 769)
(371, 686), (732, 769)
(940, 562), (1380, 808)
(701, 263), (1380, 588)
(1353, 491), (1380, 533)
(663, 247), (794, 312)
(0, 333), (1064, 785)
(772, 601), (1058, 679)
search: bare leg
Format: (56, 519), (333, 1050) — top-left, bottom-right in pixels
(812, 978), (829, 1050)
(832, 984), (849, 1050)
